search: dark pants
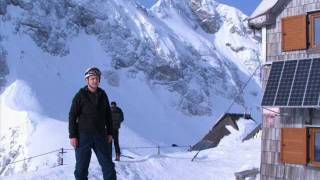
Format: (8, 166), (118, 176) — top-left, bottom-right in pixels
(74, 133), (116, 180)
(113, 129), (121, 155)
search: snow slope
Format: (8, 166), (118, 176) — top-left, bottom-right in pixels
(0, 81), (154, 176)
(0, 0), (262, 144)
(4, 117), (261, 180)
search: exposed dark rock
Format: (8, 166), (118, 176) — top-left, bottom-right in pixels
(0, 1), (8, 15)
(0, 46), (9, 91)
(189, 0), (222, 34)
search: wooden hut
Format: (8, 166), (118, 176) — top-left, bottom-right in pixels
(191, 113), (256, 151)
(249, 0), (320, 179)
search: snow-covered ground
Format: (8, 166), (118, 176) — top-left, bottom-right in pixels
(4, 117), (260, 180)
(0, 80), (261, 179)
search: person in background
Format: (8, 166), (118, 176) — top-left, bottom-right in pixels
(110, 101), (124, 161)
(69, 67), (116, 180)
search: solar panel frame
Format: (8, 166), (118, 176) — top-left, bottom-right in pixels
(288, 59), (312, 106)
(304, 58), (320, 106)
(274, 60), (297, 106)
(261, 61), (284, 106)
(261, 58), (320, 108)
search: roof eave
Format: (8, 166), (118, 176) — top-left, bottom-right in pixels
(248, 13), (276, 29)
(248, 0), (289, 29)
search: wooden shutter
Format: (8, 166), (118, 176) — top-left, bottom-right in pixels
(282, 15), (307, 51)
(281, 128), (307, 164)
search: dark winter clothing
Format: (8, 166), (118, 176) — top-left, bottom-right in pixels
(110, 106), (124, 130)
(112, 129), (121, 155)
(74, 132), (116, 180)
(69, 86), (113, 138)
(69, 86), (116, 180)
(110, 106), (124, 156)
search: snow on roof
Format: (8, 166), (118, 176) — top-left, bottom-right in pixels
(249, 0), (279, 19)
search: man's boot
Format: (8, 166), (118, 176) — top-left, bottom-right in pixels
(115, 154), (120, 161)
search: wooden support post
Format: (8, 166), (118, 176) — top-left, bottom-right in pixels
(58, 148), (66, 166)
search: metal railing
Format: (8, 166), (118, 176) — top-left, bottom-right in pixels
(2, 144), (192, 173)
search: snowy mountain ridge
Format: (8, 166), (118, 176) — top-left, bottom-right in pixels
(0, 0), (261, 117)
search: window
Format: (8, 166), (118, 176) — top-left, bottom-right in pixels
(281, 12), (320, 52)
(309, 128), (320, 167)
(309, 13), (320, 49)
(281, 127), (320, 167)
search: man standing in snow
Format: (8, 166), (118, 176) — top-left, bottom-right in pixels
(69, 67), (116, 180)
(110, 101), (124, 161)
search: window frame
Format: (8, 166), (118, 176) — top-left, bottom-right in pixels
(309, 128), (320, 167)
(280, 12), (320, 52)
(309, 12), (320, 49)
(280, 127), (320, 166)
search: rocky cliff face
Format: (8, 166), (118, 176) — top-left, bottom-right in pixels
(0, 0), (261, 117)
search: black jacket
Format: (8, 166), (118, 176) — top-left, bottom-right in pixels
(111, 106), (124, 129)
(69, 86), (113, 138)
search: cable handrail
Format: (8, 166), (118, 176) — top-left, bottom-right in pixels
(63, 145), (191, 151)
(5, 149), (61, 166)
(3, 145), (192, 167)
(0, 142), (242, 177)
(122, 145), (191, 149)
(192, 63), (261, 161)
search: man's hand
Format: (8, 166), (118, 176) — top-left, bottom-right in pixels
(70, 138), (78, 149)
(107, 135), (113, 143)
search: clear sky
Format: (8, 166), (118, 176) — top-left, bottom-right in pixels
(137, 0), (261, 16)
(216, 0), (261, 15)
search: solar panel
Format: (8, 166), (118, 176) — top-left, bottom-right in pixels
(261, 61), (284, 106)
(262, 58), (320, 107)
(304, 58), (320, 106)
(274, 60), (297, 106)
(288, 59), (311, 106)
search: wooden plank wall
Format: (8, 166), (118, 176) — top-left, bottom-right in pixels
(262, 1), (320, 179)
(261, 109), (320, 179)
(266, 0), (320, 62)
